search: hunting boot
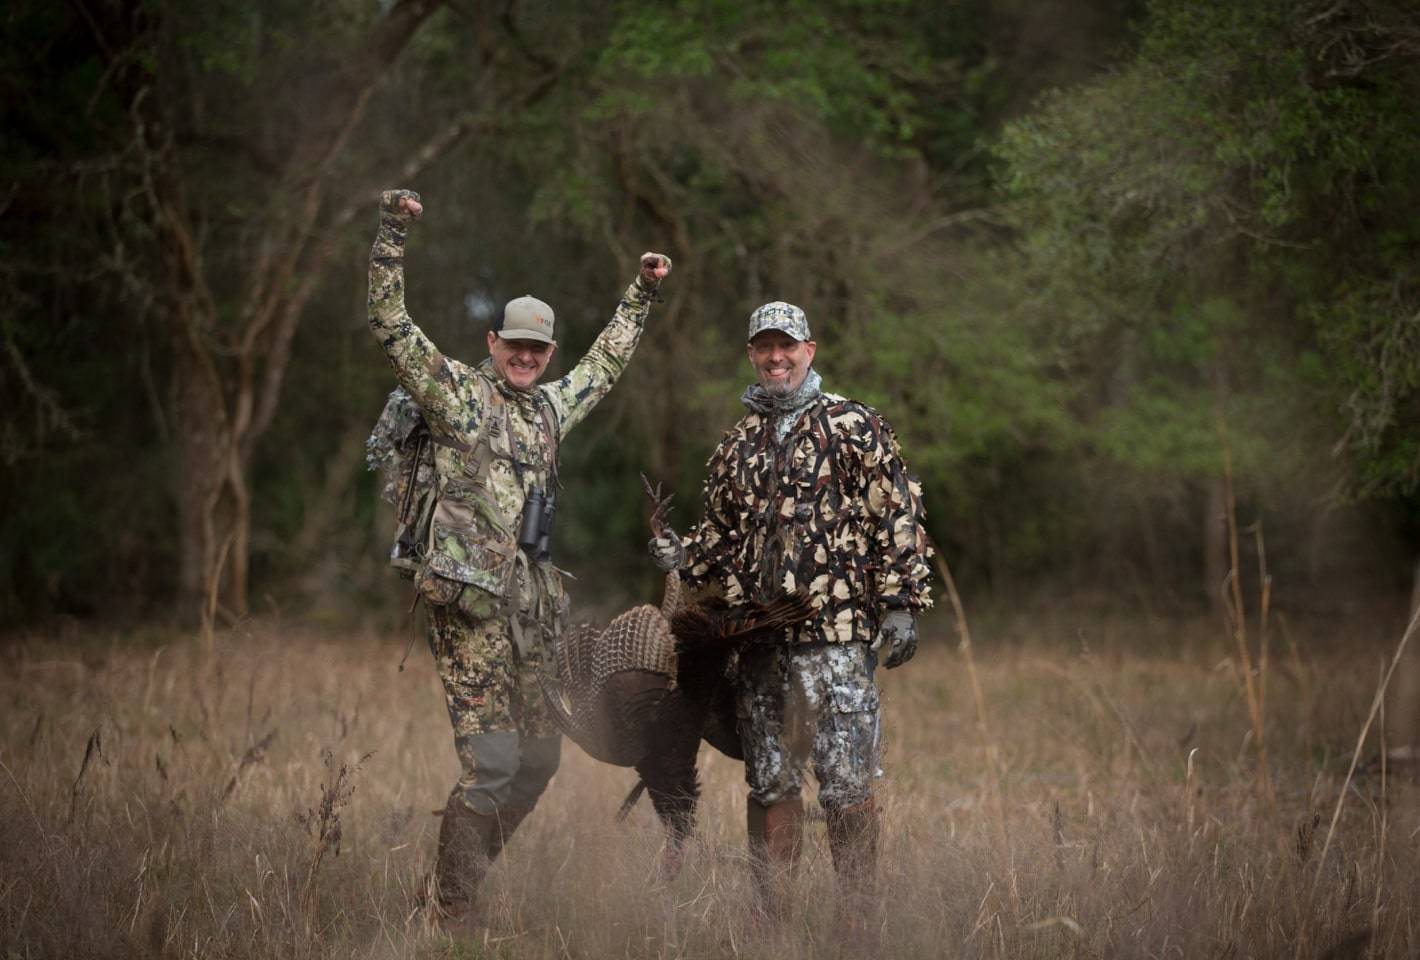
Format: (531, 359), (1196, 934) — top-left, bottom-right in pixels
(825, 797), (881, 948)
(747, 796), (804, 925)
(488, 804), (534, 861)
(433, 795), (503, 936)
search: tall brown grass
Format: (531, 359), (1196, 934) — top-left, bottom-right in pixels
(1, 615), (1415, 959)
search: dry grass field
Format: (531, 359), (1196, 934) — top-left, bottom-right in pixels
(2, 612), (1416, 959)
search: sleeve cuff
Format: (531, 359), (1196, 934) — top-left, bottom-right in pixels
(630, 275), (662, 302)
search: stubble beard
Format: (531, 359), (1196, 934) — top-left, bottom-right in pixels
(759, 368), (803, 398)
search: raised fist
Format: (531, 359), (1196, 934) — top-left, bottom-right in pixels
(379, 189), (423, 226)
(639, 252), (672, 286)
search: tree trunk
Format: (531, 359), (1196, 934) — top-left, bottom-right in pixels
(97, 0), (567, 625)
(1410, 556), (1420, 622)
(1203, 476), (1227, 621)
(172, 331), (231, 620)
(1207, 355), (1231, 621)
(153, 0), (459, 623)
(1399, 556), (1420, 749)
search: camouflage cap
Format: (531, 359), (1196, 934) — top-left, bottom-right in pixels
(495, 295), (556, 343)
(747, 301), (811, 342)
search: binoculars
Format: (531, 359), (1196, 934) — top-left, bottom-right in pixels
(517, 486), (557, 562)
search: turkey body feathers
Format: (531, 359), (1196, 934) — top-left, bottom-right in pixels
(539, 589), (815, 855)
(542, 590), (815, 771)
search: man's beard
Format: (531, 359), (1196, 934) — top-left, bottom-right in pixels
(759, 371), (802, 397)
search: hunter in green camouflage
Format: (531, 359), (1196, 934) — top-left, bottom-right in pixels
(648, 299), (930, 933)
(369, 189), (671, 933)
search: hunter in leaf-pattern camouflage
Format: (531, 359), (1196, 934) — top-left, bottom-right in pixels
(370, 190), (659, 742)
(679, 394), (932, 642)
(368, 188), (671, 927)
(656, 301), (930, 925)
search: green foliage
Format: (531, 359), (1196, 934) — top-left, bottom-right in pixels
(596, 0), (941, 148)
(996, 0), (1420, 509)
(1312, 275), (1420, 496)
(9, 0), (1417, 623)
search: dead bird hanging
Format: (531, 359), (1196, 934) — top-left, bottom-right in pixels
(538, 477), (814, 875)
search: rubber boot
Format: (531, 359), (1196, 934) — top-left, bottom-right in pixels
(433, 796), (503, 935)
(747, 796), (804, 924)
(825, 797), (881, 947)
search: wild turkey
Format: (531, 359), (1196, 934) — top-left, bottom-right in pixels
(539, 478), (814, 872)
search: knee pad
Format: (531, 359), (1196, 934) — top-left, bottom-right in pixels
(452, 731), (522, 814)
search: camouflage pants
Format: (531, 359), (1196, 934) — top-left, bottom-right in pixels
(735, 641), (881, 809)
(427, 603), (562, 815)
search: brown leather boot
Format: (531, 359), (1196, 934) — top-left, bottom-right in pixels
(747, 796), (804, 924)
(433, 796), (503, 935)
(825, 797), (881, 944)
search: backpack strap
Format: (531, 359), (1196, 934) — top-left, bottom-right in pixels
(396, 430), (429, 525)
(456, 375), (502, 483)
(535, 395), (561, 485)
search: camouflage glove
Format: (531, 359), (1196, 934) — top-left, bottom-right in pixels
(647, 530), (686, 572)
(875, 609), (917, 669)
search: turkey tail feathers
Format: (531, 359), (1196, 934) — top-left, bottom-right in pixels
(715, 590), (818, 643)
(537, 672), (581, 744)
(669, 591), (816, 650)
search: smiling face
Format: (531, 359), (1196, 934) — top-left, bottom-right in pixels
(747, 329), (817, 397)
(487, 332), (557, 391)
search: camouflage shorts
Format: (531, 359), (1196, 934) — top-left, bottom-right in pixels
(735, 641), (881, 809)
(427, 604), (559, 740)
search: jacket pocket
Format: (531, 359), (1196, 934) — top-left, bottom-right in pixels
(825, 643), (880, 714)
(426, 480), (517, 596)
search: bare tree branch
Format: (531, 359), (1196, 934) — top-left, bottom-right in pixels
(245, 63), (562, 455)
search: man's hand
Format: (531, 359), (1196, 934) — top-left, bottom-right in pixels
(647, 530), (686, 572)
(639, 252), (672, 286)
(380, 189), (423, 227)
(874, 609), (917, 669)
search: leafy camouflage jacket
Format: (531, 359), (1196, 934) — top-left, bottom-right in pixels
(680, 391), (932, 645)
(368, 217), (657, 623)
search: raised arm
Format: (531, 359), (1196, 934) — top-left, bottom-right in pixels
(367, 189), (481, 441)
(542, 253), (671, 435)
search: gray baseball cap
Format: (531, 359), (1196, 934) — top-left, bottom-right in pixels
(747, 301), (811, 342)
(495, 295), (556, 343)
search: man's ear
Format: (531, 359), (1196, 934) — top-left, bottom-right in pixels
(486, 331), (498, 353)
(803, 340), (817, 365)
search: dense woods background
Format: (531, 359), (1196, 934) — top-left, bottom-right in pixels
(4, 0), (1420, 631)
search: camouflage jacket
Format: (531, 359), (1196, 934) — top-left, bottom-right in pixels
(680, 391), (932, 645)
(368, 217), (657, 621)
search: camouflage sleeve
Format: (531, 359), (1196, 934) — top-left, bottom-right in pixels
(859, 416), (934, 611)
(541, 276), (657, 435)
(679, 440), (740, 594)
(367, 218), (481, 440)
